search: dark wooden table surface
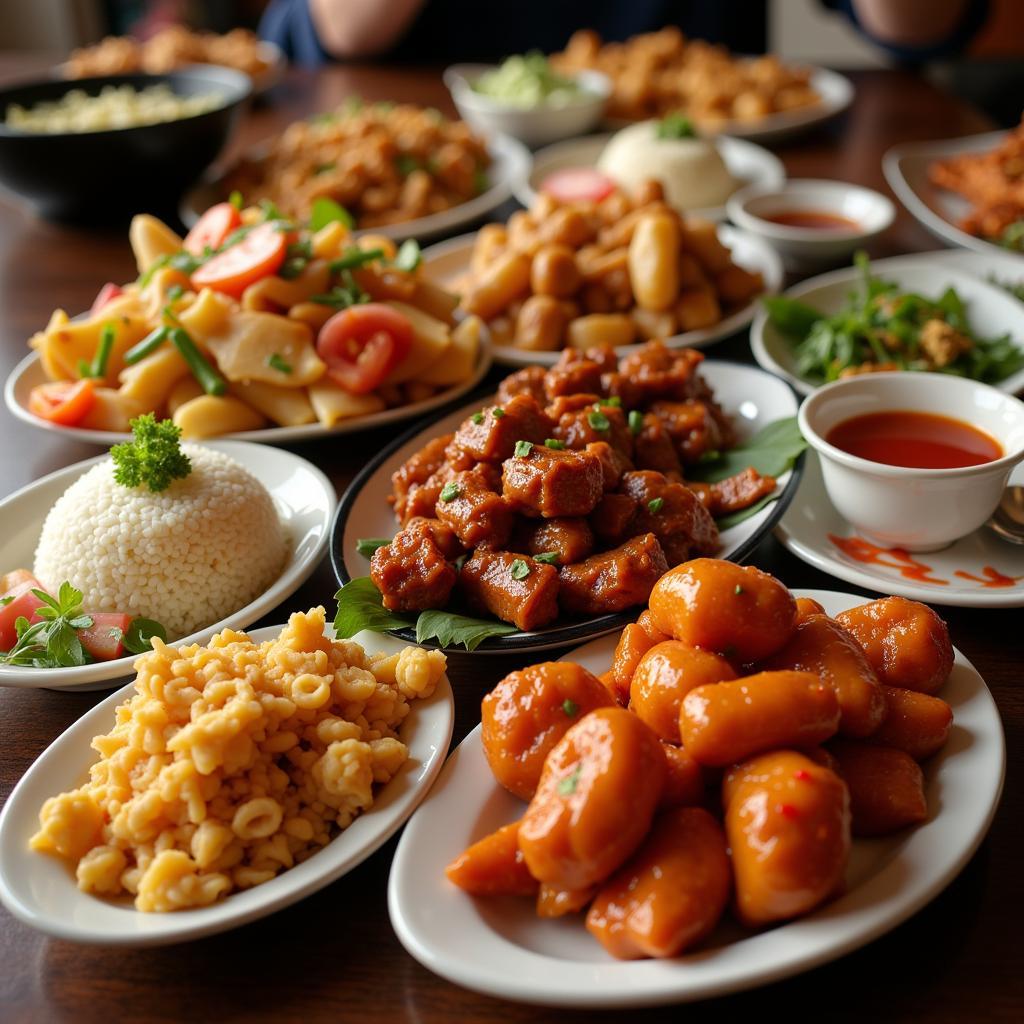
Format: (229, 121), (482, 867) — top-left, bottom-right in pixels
(0, 61), (1020, 1023)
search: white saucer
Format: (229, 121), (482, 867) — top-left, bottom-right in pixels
(0, 625), (454, 947)
(387, 588), (1004, 1007)
(776, 452), (1024, 608)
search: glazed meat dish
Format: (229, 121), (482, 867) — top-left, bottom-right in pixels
(370, 342), (777, 631)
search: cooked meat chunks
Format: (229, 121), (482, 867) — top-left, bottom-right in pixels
(558, 534), (669, 614)
(544, 348), (615, 399)
(435, 467), (515, 550)
(370, 523), (457, 612)
(460, 551), (561, 630)
(585, 440), (632, 491)
(390, 433), (454, 522)
(620, 470), (720, 564)
(708, 467), (777, 517)
(552, 403), (634, 458)
(449, 394), (553, 466)
(496, 365), (547, 406)
(617, 342), (706, 404)
(633, 412), (682, 478)
(502, 445), (605, 518)
(649, 400), (734, 464)
(513, 517), (595, 565)
(590, 492), (638, 543)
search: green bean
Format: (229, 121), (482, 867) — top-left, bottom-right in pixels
(170, 328), (226, 396)
(89, 323), (116, 377)
(124, 326), (169, 365)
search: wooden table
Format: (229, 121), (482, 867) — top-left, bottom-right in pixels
(0, 62), (1020, 1023)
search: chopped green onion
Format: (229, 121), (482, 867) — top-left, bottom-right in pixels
(89, 323), (116, 378)
(534, 551), (560, 565)
(514, 440), (533, 457)
(648, 497), (665, 513)
(492, 407), (506, 419)
(558, 765), (582, 796)
(329, 247), (385, 272)
(562, 698), (579, 717)
(544, 438), (565, 450)
(510, 559), (530, 580)
(628, 410), (644, 434)
(170, 328), (226, 396)
(440, 482), (461, 503)
(734, 584), (744, 595)
(471, 412), (485, 425)
(166, 284), (184, 301)
(588, 410), (610, 431)
(228, 190), (244, 210)
(76, 358), (91, 378)
(259, 198), (284, 222)
(602, 395), (622, 406)
(267, 353), (293, 374)
(656, 113), (696, 139)
(124, 326), (169, 365)
(393, 239), (422, 273)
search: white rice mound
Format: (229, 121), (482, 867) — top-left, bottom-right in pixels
(33, 445), (289, 640)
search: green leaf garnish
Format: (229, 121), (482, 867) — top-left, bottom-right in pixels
(647, 497), (665, 513)
(534, 551), (560, 565)
(714, 492), (780, 530)
(123, 618), (167, 655)
(510, 559), (530, 580)
(0, 582), (91, 668)
(514, 440), (533, 457)
(329, 247), (385, 272)
(587, 410), (610, 431)
(111, 414), (192, 493)
(689, 417), (807, 484)
(356, 537), (392, 558)
(310, 196), (354, 231)
(544, 438), (565, 450)
(628, 410), (644, 434)
(471, 412), (485, 425)
(392, 239), (422, 273)
(333, 577), (415, 638)
(414, 609), (516, 652)
(492, 407), (505, 419)
(440, 482), (461, 503)
(562, 699), (578, 717)
(656, 113), (697, 139)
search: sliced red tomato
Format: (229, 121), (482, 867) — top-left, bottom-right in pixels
(28, 379), (96, 426)
(316, 303), (413, 394)
(78, 612), (132, 661)
(190, 221), (288, 297)
(183, 202), (243, 256)
(0, 579), (46, 652)
(541, 168), (617, 204)
(90, 282), (123, 315)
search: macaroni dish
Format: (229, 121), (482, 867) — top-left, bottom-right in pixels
(30, 608), (446, 912)
(223, 102), (492, 228)
(5, 84), (223, 134)
(551, 28), (819, 127)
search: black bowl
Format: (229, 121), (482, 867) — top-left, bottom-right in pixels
(0, 65), (251, 221)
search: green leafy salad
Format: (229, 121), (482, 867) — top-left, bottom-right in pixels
(333, 418), (807, 651)
(764, 252), (1024, 385)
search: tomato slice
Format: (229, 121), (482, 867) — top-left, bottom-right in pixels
(0, 580), (46, 652)
(316, 303), (413, 394)
(541, 168), (618, 204)
(190, 221), (288, 297)
(90, 282), (123, 315)
(78, 612), (132, 661)
(183, 202), (243, 256)
(28, 379), (96, 426)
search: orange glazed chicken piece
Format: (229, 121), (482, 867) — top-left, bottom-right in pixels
(445, 821), (538, 896)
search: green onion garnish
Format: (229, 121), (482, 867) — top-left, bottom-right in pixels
(510, 559), (530, 580)
(534, 551), (560, 564)
(588, 410), (610, 431)
(648, 497), (665, 513)
(170, 328), (226, 396)
(124, 326), (169, 365)
(562, 699), (579, 717)
(329, 247), (385, 272)
(267, 353), (293, 374)
(440, 482), (461, 503)
(514, 440), (533, 457)
(544, 438), (565, 450)
(628, 410), (644, 434)
(89, 323), (116, 378)
(492, 407), (505, 419)
(471, 412), (484, 425)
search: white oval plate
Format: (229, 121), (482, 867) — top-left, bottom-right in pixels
(332, 361), (801, 653)
(750, 253), (1024, 396)
(883, 130), (1024, 261)
(0, 441), (335, 690)
(423, 226), (783, 368)
(4, 343), (491, 446)
(776, 452), (1024, 608)
(388, 588), (1004, 1008)
(604, 66), (854, 144)
(181, 131), (532, 243)
(515, 133), (786, 222)
(0, 624), (453, 946)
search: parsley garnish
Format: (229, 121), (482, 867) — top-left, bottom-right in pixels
(0, 582), (92, 668)
(656, 112), (697, 139)
(534, 551), (560, 564)
(544, 438), (565, 450)
(471, 412), (485, 425)
(111, 414), (192, 493)
(648, 497), (665, 513)
(510, 559), (530, 580)
(440, 482), (461, 502)
(492, 407), (506, 419)
(228, 190), (244, 210)
(588, 410), (610, 431)
(734, 584), (745, 595)
(514, 440), (533, 457)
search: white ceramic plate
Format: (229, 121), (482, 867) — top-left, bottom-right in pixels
(423, 226), (783, 368)
(181, 131), (532, 243)
(4, 343), (491, 446)
(0, 625), (453, 946)
(883, 130), (1024, 261)
(515, 133), (786, 222)
(0, 441), (335, 690)
(331, 361), (802, 653)
(388, 588), (1005, 1008)
(776, 452), (1024, 608)
(605, 67), (854, 144)
(750, 253), (1024, 396)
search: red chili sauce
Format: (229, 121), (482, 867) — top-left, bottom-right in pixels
(763, 210), (860, 230)
(825, 410), (1003, 469)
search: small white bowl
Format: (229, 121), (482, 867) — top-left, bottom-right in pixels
(444, 64), (610, 149)
(728, 179), (895, 269)
(798, 373), (1024, 551)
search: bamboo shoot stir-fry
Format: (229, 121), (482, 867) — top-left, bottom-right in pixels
(26, 197), (481, 437)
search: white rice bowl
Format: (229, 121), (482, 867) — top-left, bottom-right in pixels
(33, 445), (288, 639)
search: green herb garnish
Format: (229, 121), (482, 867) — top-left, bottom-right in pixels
(228, 190), (244, 210)
(124, 326), (169, 365)
(492, 407), (505, 419)
(311, 271), (369, 309)
(87, 323), (115, 378)
(393, 239), (422, 273)
(259, 198), (284, 222)
(648, 497), (665, 514)
(562, 698), (579, 717)
(440, 482), (461, 502)
(111, 415), (192, 493)
(690, 417), (807, 484)
(588, 410), (610, 431)
(123, 618), (167, 655)
(628, 410), (644, 434)
(734, 585), (744, 595)
(310, 196), (354, 231)
(510, 559), (530, 580)
(415, 609), (516, 651)
(601, 395), (622, 407)
(267, 353), (293, 374)
(534, 551), (560, 565)
(329, 247), (385, 272)
(656, 113), (696, 139)
(171, 328), (226, 396)
(544, 438), (565, 450)
(471, 412), (485, 425)
(0, 582), (92, 668)
(558, 765), (582, 796)
(395, 154), (420, 177)
(356, 537), (392, 558)
(166, 284), (185, 302)
(514, 440), (533, 457)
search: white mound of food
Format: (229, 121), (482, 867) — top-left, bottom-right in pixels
(598, 121), (739, 211)
(33, 446), (287, 639)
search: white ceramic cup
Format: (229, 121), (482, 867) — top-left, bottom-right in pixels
(798, 372), (1024, 551)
